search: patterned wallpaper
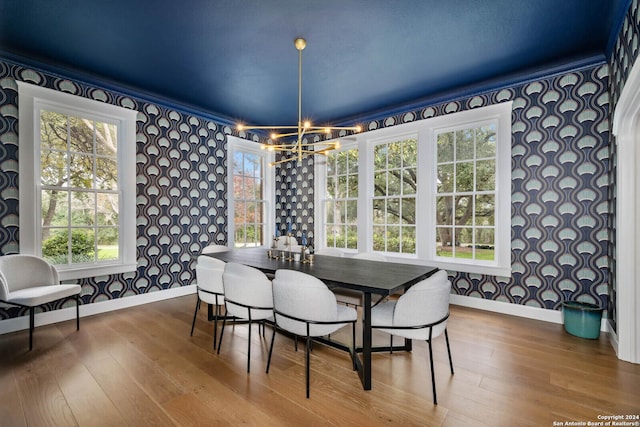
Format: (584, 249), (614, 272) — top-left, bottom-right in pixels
(0, 60), (234, 319)
(277, 65), (612, 312)
(606, 0), (640, 332)
(1, 8), (631, 319)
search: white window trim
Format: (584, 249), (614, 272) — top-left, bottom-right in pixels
(227, 135), (275, 248)
(315, 102), (512, 277)
(17, 81), (138, 280)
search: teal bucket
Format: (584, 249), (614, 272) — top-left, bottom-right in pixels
(562, 301), (603, 339)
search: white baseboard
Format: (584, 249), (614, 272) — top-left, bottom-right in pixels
(0, 285), (197, 335)
(450, 294), (609, 332)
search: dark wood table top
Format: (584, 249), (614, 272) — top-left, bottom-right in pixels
(204, 247), (438, 296)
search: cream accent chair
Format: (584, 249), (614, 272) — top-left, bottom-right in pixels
(266, 269), (357, 398)
(190, 254), (227, 349)
(370, 270), (454, 405)
(0, 254), (81, 350)
(218, 262), (274, 373)
(334, 252), (388, 307)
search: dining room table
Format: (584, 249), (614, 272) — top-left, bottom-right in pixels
(204, 246), (438, 390)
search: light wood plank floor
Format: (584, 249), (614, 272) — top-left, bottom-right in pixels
(0, 295), (638, 426)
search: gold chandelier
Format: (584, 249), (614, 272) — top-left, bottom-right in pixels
(237, 38), (361, 166)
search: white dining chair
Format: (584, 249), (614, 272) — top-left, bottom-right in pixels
(218, 262), (274, 373)
(0, 254), (81, 350)
(370, 269), (454, 405)
(190, 255), (226, 349)
(266, 269), (357, 398)
(334, 252), (388, 307)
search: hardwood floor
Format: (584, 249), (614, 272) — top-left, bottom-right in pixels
(1, 295), (638, 426)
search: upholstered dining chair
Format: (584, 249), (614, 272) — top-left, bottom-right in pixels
(201, 244), (230, 255)
(0, 254), (81, 350)
(218, 262), (274, 373)
(266, 269), (357, 398)
(334, 252), (388, 307)
(190, 255), (227, 349)
(370, 269), (454, 405)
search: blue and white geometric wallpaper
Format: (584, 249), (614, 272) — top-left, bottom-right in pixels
(4, 0), (640, 321)
(276, 65), (611, 312)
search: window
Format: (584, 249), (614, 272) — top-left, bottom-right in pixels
(435, 123), (497, 262)
(323, 148), (359, 250)
(227, 136), (274, 248)
(18, 81), (137, 280)
(372, 137), (417, 254)
(315, 102), (512, 276)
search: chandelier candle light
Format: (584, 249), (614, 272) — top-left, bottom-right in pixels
(237, 38), (361, 166)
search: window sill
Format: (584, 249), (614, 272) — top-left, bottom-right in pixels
(57, 262), (138, 281)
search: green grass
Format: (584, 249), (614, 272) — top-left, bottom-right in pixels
(97, 245), (119, 260)
(436, 247), (495, 261)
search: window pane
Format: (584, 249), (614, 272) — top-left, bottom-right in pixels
(373, 226), (385, 251)
(71, 192), (95, 226)
(436, 196), (453, 226)
(347, 150), (358, 173)
(96, 158), (118, 190)
(234, 201), (245, 224)
(337, 175), (347, 198)
(69, 154), (94, 189)
(326, 176), (335, 198)
(71, 228), (96, 263)
(97, 228), (119, 261)
(41, 150), (68, 186)
(387, 226), (400, 252)
(453, 227), (473, 259)
(387, 171), (401, 196)
(437, 163), (454, 193)
(334, 225), (346, 248)
(42, 228), (70, 264)
(69, 116), (94, 154)
(374, 144), (387, 171)
(40, 111), (68, 151)
(326, 226), (336, 247)
(456, 129), (474, 161)
(476, 159), (495, 191)
(455, 195), (472, 226)
(402, 198), (415, 225)
(42, 190), (69, 227)
(475, 228), (495, 261)
(326, 155), (335, 175)
(437, 132), (454, 163)
(325, 200), (335, 223)
(455, 162), (474, 192)
(387, 198), (400, 224)
(346, 225), (358, 249)
(402, 139), (417, 166)
(475, 195), (495, 226)
(346, 200), (357, 223)
(347, 173), (358, 198)
(373, 199), (384, 224)
(402, 226), (416, 254)
(336, 151), (348, 175)
(388, 142), (402, 169)
(402, 168), (416, 195)
(374, 172), (386, 196)
(476, 124), (496, 158)
(436, 227), (453, 257)
(96, 122), (118, 156)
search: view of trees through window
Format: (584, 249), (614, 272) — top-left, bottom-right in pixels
(372, 138), (417, 254)
(436, 123), (497, 261)
(232, 151), (265, 247)
(324, 148), (358, 249)
(40, 110), (120, 265)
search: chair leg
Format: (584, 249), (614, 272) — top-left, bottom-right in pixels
(445, 328), (454, 375)
(217, 313), (227, 355)
(427, 338), (437, 405)
(266, 327), (276, 374)
(190, 297), (201, 336)
(352, 322), (357, 371)
(212, 304), (219, 350)
(29, 307), (35, 351)
(75, 295), (80, 331)
(246, 312), (252, 373)
(305, 334), (311, 398)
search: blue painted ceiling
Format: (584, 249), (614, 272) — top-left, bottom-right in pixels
(0, 0), (629, 126)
